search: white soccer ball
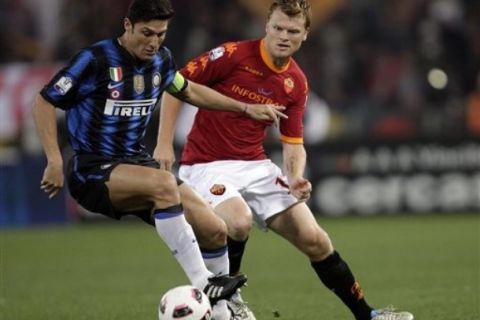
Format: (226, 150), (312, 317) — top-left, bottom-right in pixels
(158, 285), (212, 320)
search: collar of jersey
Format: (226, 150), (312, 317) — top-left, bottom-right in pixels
(259, 39), (291, 73)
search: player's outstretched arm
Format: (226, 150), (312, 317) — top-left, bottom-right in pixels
(154, 92), (182, 171)
(283, 143), (312, 201)
(32, 94), (64, 199)
(173, 80), (287, 125)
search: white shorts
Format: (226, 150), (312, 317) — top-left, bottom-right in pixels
(179, 160), (299, 229)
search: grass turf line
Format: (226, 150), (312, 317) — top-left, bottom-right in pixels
(2, 214), (479, 319)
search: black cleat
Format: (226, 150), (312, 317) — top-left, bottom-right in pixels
(203, 274), (247, 305)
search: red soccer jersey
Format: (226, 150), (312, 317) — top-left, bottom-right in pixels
(179, 39), (308, 165)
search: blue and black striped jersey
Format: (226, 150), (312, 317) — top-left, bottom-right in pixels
(41, 39), (185, 157)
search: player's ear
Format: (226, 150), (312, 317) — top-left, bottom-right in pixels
(302, 29), (309, 42)
(124, 18), (133, 33)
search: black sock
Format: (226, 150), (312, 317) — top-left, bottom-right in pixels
(311, 251), (373, 320)
(227, 236), (248, 275)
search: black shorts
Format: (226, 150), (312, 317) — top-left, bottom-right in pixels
(66, 153), (182, 223)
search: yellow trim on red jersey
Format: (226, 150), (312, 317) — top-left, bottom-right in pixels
(280, 135), (304, 144)
(260, 39), (290, 73)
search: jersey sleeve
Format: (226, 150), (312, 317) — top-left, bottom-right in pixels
(179, 42), (239, 85)
(40, 49), (97, 110)
(158, 46), (180, 92)
(279, 79), (309, 144)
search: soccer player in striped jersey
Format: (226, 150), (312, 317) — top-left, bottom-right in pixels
(156, 1), (414, 320)
(32, 0), (285, 319)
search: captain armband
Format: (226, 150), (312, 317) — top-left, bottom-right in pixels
(166, 72), (189, 94)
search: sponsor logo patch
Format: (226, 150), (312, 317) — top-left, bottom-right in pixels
(185, 61), (198, 76)
(224, 43), (238, 57)
(53, 76), (73, 95)
(103, 98), (157, 117)
(244, 65), (263, 76)
(351, 282), (365, 300)
(209, 47), (225, 61)
(258, 88), (273, 96)
(209, 184), (226, 196)
(111, 90), (120, 99)
(108, 82), (123, 90)
(100, 163), (112, 170)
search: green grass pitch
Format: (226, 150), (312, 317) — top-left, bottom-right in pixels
(2, 214), (479, 319)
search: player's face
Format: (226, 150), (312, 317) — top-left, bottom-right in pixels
(264, 8), (308, 65)
(123, 18), (169, 61)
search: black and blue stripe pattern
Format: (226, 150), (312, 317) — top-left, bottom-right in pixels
(41, 39), (177, 157)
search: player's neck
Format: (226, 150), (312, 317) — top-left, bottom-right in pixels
(272, 57), (289, 69)
(117, 36), (136, 60)
(260, 39), (290, 71)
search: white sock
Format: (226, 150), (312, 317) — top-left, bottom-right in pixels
(201, 246), (230, 277)
(212, 300), (231, 320)
(201, 247), (231, 319)
(154, 208), (212, 290)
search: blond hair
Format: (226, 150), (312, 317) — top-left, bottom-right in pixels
(268, 0), (311, 29)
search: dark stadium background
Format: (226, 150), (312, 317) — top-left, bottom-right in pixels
(1, 0), (479, 223)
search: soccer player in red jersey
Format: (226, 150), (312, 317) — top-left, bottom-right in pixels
(156, 1), (414, 320)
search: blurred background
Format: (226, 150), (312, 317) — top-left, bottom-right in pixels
(1, 0), (479, 227)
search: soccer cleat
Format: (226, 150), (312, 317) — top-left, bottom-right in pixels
(227, 290), (256, 320)
(371, 306), (414, 320)
(203, 274), (247, 305)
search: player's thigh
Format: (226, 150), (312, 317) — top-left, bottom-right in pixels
(267, 203), (333, 258)
(179, 183), (227, 248)
(107, 164), (179, 212)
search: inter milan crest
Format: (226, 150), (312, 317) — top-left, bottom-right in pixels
(133, 74), (145, 94)
(152, 72), (161, 88)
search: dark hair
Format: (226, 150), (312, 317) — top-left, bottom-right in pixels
(126, 0), (175, 24)
(268, 0), (311, 29)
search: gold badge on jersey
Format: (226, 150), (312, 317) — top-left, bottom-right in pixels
(284, 77), (294, 94)
(133, 74), (145, 94)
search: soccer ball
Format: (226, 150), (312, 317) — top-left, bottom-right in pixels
(158, 285), (212, 320)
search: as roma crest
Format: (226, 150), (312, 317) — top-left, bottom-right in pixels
(209, 184), (226, 196)
(133, 74), (145, 94)
(284, 77), (295, 94)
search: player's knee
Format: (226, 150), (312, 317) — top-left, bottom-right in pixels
(227, 214), (252, 240)
(301, 228), (333, 260)
(149, 170), (181, 206)
(210, 223), (228, 248)
(199, 218), (228, 249)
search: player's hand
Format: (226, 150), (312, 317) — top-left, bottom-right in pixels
(153, 144), (176, 171)
(289, 177), (312, 201)
(40, 161), (64, 199)
(245, 104), (288, 126)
